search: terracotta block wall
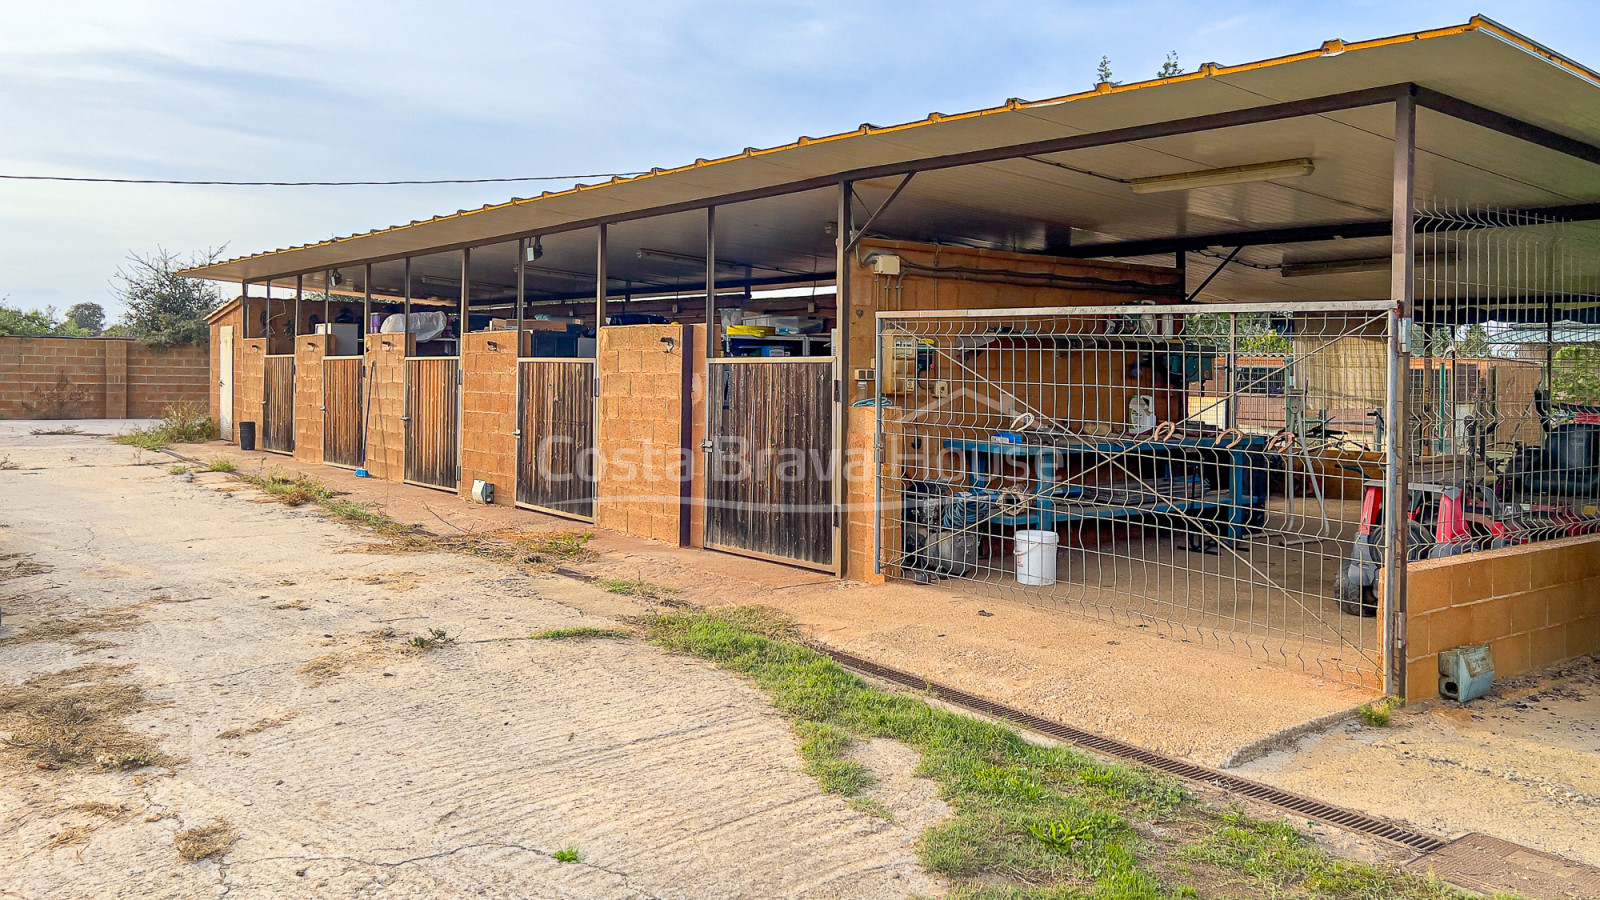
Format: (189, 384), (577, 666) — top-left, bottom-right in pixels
(844, 406), (885, 583)
(0, 336), (207, 419)
(1402, 535), (1600, 700)
(237, 339), (265, 436)
(595, 325), (693, 544)
(458, 331), (519, 507)
(293, 335), (331, 466)
(126, 343), (209, 418)
(362, 333), (411, 481)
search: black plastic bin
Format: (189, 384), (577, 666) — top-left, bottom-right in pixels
(238, 421), (257, 452)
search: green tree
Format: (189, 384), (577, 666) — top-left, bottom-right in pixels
(0, 302), (89, 337)
(1553, 344), (1600, 404)
(1157, 51), (1182, 78)
(112, 248), (225, 347)
(1095, 56), (1116, 86)
(66, 302), (105, 335)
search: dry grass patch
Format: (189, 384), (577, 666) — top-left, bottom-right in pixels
(298, 628), (455, 685)
(175, 820), (237, 861)
(217, 712), (298, 740)
(0, 555), (50, 582)
(0, 664), (174, 772)
(47, 803), (130, 849)
(371, 528), (594, 570)
(598, 577), (678, 600)
(0, 593), (193, 648)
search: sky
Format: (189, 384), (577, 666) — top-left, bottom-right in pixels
(5, 0), (1600, 319)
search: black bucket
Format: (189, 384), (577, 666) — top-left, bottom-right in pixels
(238, 421), (257, 452)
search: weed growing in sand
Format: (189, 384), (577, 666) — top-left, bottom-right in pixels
(552, 844), (584, 864)
(240, 470), (332, 507)
(597, 578), (677, 600)
(113, 403), (217, 450)
(202, 458), (237, 473)
(531, 627), (629, 641)
(1359, 698), (1400, 727)
(175, 820), (237, 861)
(526, 531), (594, 561)
(645, 606), (1486, 900)
(167, 464), (190, 475)
(409, 628), (456, 650)
(0, 455), (17, 470)
(30, 425), (83, 436)
(319, 499), (415, 535)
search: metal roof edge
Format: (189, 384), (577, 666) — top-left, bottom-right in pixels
(184, 17), (1555, 281)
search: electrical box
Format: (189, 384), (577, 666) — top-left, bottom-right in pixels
(1439, 643), (1494, 702)
(870, 253), (903, 276)
(880, 334), (920, 394)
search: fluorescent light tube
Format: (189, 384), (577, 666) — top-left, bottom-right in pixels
(1130, 158), (1314, 194)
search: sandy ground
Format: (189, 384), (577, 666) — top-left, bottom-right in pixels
(0, 422), (946, 899)
(1238, 654), (1600, 868)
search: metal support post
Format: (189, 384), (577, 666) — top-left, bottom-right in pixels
(1383, 89), (1417, 699)
(595, 225), (608, 329)
(835, 180), (854, 575)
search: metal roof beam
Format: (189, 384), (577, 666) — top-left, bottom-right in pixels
(1415, 86), (1600, 168)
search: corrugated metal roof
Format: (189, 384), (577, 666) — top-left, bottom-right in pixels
(184, 16), (1600, 290)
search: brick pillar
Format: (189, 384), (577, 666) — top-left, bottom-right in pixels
(294, 335), (330, 465)
(458, 331), (519, 505)
(594, 325), (692, 544)
(363, 333), (411, 482)
(104, 340), (128, 418)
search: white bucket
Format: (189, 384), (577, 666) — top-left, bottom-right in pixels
(1014, 530), (1060, 586)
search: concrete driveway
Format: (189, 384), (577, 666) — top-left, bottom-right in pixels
(0, 423), (941, 899)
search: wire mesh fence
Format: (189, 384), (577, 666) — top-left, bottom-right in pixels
(1410, 203), (1600, 558)
(873, 302), (1396, 683)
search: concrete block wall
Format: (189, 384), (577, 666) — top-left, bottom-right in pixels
(458, 331), (519, 507)
(595, 324), (693, 544)
(0, 336), (208, 420)
(1403, 534), (1600, 700)
(126, 343), (210, 418)
(237, 339), (265, 437)
(362, 333), (411, 480)
(293, 335), (331, 466)
(844, 406), (886, 583)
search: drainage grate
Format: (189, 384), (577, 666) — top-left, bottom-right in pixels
(816, 644), (1447, 854)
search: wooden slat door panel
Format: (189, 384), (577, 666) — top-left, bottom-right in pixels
(705, 360), (835, 570)
(404, 357), (460, 489)
(262, 356), (295, 454)
(516, 360), (596, 519)
(323, 357), (365, 468)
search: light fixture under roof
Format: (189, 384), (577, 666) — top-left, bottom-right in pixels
(1279, 256), (1390, 278)
(1129, 158), (1315, 194)
(637, 247), (742, 273)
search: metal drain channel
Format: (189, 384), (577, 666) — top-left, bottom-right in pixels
(816, 645), (1447, 854)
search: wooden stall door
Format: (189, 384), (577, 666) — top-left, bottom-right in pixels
(262, 355), (295, 454)
(704, 359), (837, 571)
(404, 357), (460, 490)
(323, 357), (365, 469)
(516, 359), (596, 519)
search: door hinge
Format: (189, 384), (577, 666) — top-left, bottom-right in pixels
(699, 439), (714, 453)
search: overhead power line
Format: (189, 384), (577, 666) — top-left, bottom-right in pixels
(0, 172), (647, 187)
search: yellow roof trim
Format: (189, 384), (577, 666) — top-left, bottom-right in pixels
(183, 17), (1594, 279)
